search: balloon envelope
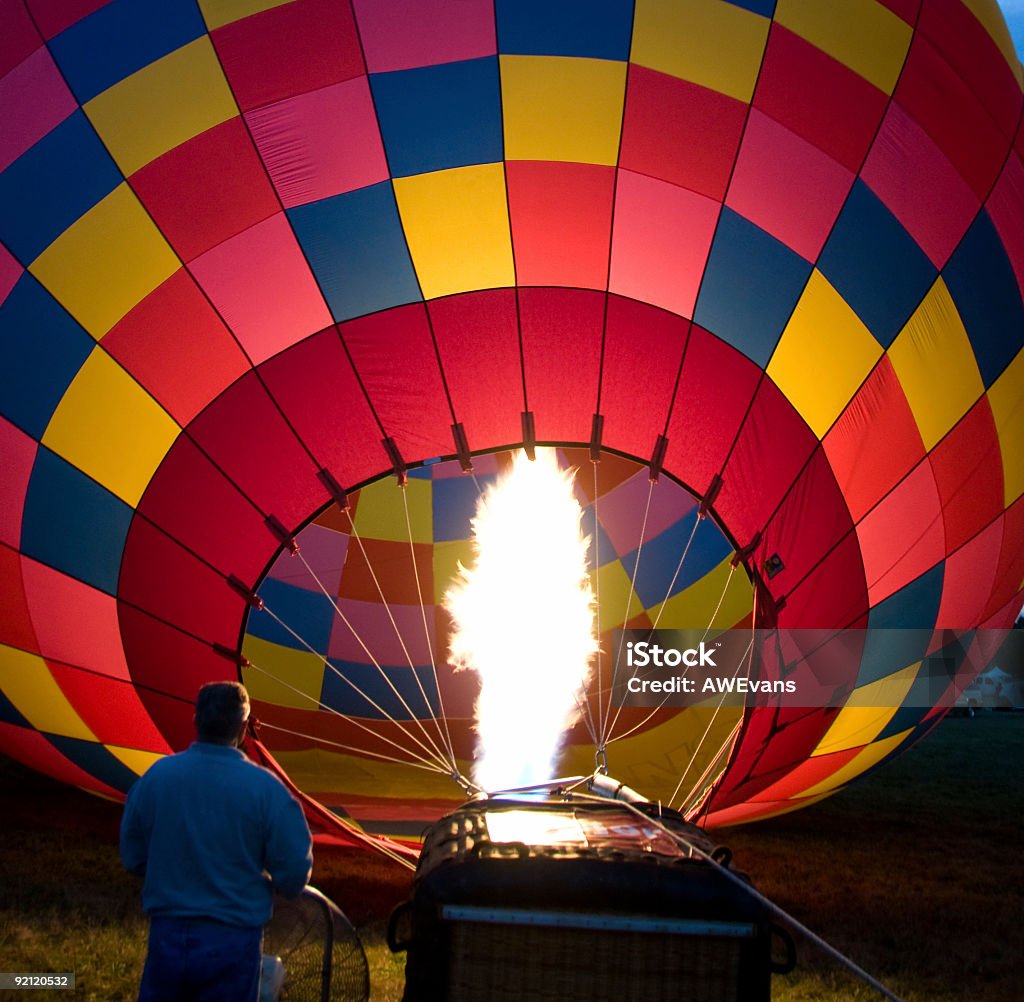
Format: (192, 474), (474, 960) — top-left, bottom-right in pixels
(1, 0), (1022, 836)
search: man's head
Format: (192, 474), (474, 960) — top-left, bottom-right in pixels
(194, 682), (250, 746)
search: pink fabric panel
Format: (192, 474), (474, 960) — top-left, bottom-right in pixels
(935, 518), (1002, 629)
(354, 0), (496, 72)
(0, 243), (21, 304)
(986, 151), (1024, 299)
(856, 460), (945, 608)
(246, 77), (389, 209)
(21, 557), (131, 680)
(329, 599), (434, 665)
(725, 109), (854, 262)
(0, 45), (76, 171)
(268, 523), (348, 595)
(599, 296), (689, 463)
(861, 102), (979, 269)
(0, 417), (35, 548)
(609, 169), (719, 319)
(428, 289), (523, 453)
(190, 213), (332, 365)
(596, 469), (697, 556)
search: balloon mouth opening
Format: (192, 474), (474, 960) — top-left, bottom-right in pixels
(236, 444), (755, 838)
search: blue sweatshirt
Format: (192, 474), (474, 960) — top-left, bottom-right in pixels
(120, 743), (313, 927)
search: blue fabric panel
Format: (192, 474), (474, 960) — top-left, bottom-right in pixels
(244, 578), (335, 653)
(620, 510), (731, 609)
(288, 183), (422, 322)
(370, 57), (503, 177)
(0, 275), (94, 439)
(47, 0), (206, 104)
(320, 660), (438, 720)
(856, 628), (932, 687)
(942, 210), (1024, 387)
(583, 511), (617, 571)
(21, 447), (133, 595)
(867, 562), (944, 630)
(875, 705), (928, 741)
(0, 690), (31, 728)
(818, 181), (936, 349)
(694, 208), (812, 367)
(46, 733), (140, 792)
(495, 0), (634, 60)
(0, 111), (121, 265)
(433, 474), (487, 542)
(723, 0), (776, 16)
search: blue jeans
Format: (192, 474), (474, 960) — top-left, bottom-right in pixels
(139, 916), (262, 1002)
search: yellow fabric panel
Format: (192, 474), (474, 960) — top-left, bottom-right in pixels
(275, 747), (467, 800)
(591, 560), (645, 629)
(42, 349), (180, 507)
(107, 746), (164, 776)
(351, 476), (432, 544)
(630, 0), (769, 102)
(654, 557), (753, 631)
(814, 662), (919, 755)
(774, 0), (913, 95)
(433, 539), (475, 605)
(887, 278), (984, 451)
(987, 347), (1024, 505)
(800, 727), (913, 798)
(768, 270), (882, 440)
(242, 637), (328, 710)
(198, 0), (294, 31)
(84, 38), (238, 176)
(0, 644), (96, 740)
(501, 55), (626, 165)
(393, 164), (515, 300)
(29, 184), (180, 339)
(961, 0), (1024, 87)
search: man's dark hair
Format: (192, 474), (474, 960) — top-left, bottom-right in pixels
(195, 682), (250, 743)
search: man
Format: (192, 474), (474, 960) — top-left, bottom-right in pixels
(121, 681), (313, 1002)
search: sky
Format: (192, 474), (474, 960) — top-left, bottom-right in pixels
(998, 0), (1024, 59)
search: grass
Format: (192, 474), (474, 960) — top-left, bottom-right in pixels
(0, 712), (1020, 1000)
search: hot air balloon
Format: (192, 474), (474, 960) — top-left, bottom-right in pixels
(1, 0), (1022, 849)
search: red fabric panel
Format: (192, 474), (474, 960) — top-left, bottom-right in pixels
(0, 543), (38, 653)
(187, 371), (326, 528)
(619, 64), (746, 201)
(339, 304), (453, 463)
(986, 151), (1024, 301)
(726, 108), (854, 261)
(743, 745), (862, 802)
(259, 328), (385, 490)
(103, 270), (251, 426)
(130, 118), (279, 263)
(929, 398), (1003, 555)
(918, 0), (1022, 142)
(428, 289), (522, 453)
(935, 517), (1001, 629)
(22, 557), (131, 679)
(856, 460), (945, 607)
(519, 287), (602, 444)
(2, 0), (42, 75)
(780, 531), (868, 630)
(119, 604), (227, 751)
(609, 169), (719, 318)
(48, 661), (171, 752)
(506, 161), (614, 290)
(984, 495), (1024, 622)
(663, 327), (761, 500)
(211, 0), (364, 112)
(895, 34), (1009, 200)
(0, 416), (36, 548)
(24, 0), (106, 40)
(875, 0), (918, 22)
(336, 539), (434, 604)
(599, 296), (688, 463)
(136, 434), (271, 582)
(0, 721), (121, 798)
(754, 26), (888, 173)
(860, 100), (979, 269)
(119, 516), (246, 647)
(716, 378), (818, 549)
(823, 356), (925, 523)
(756, 447), (854, 607)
